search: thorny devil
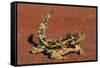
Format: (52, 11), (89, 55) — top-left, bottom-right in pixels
(30, 9), (85, 59)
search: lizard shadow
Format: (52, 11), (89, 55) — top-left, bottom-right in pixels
(28, 34), (38, 47)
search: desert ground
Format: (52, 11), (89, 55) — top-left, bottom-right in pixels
(17, 3), (97, 65)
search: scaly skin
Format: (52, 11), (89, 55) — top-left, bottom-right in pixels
(31, 9), (85, 59)
(38, 9), (54, 47)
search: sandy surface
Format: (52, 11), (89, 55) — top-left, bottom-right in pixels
(17, 3), (97, 65)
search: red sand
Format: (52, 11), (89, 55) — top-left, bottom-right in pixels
(17, 3), (97, 65)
